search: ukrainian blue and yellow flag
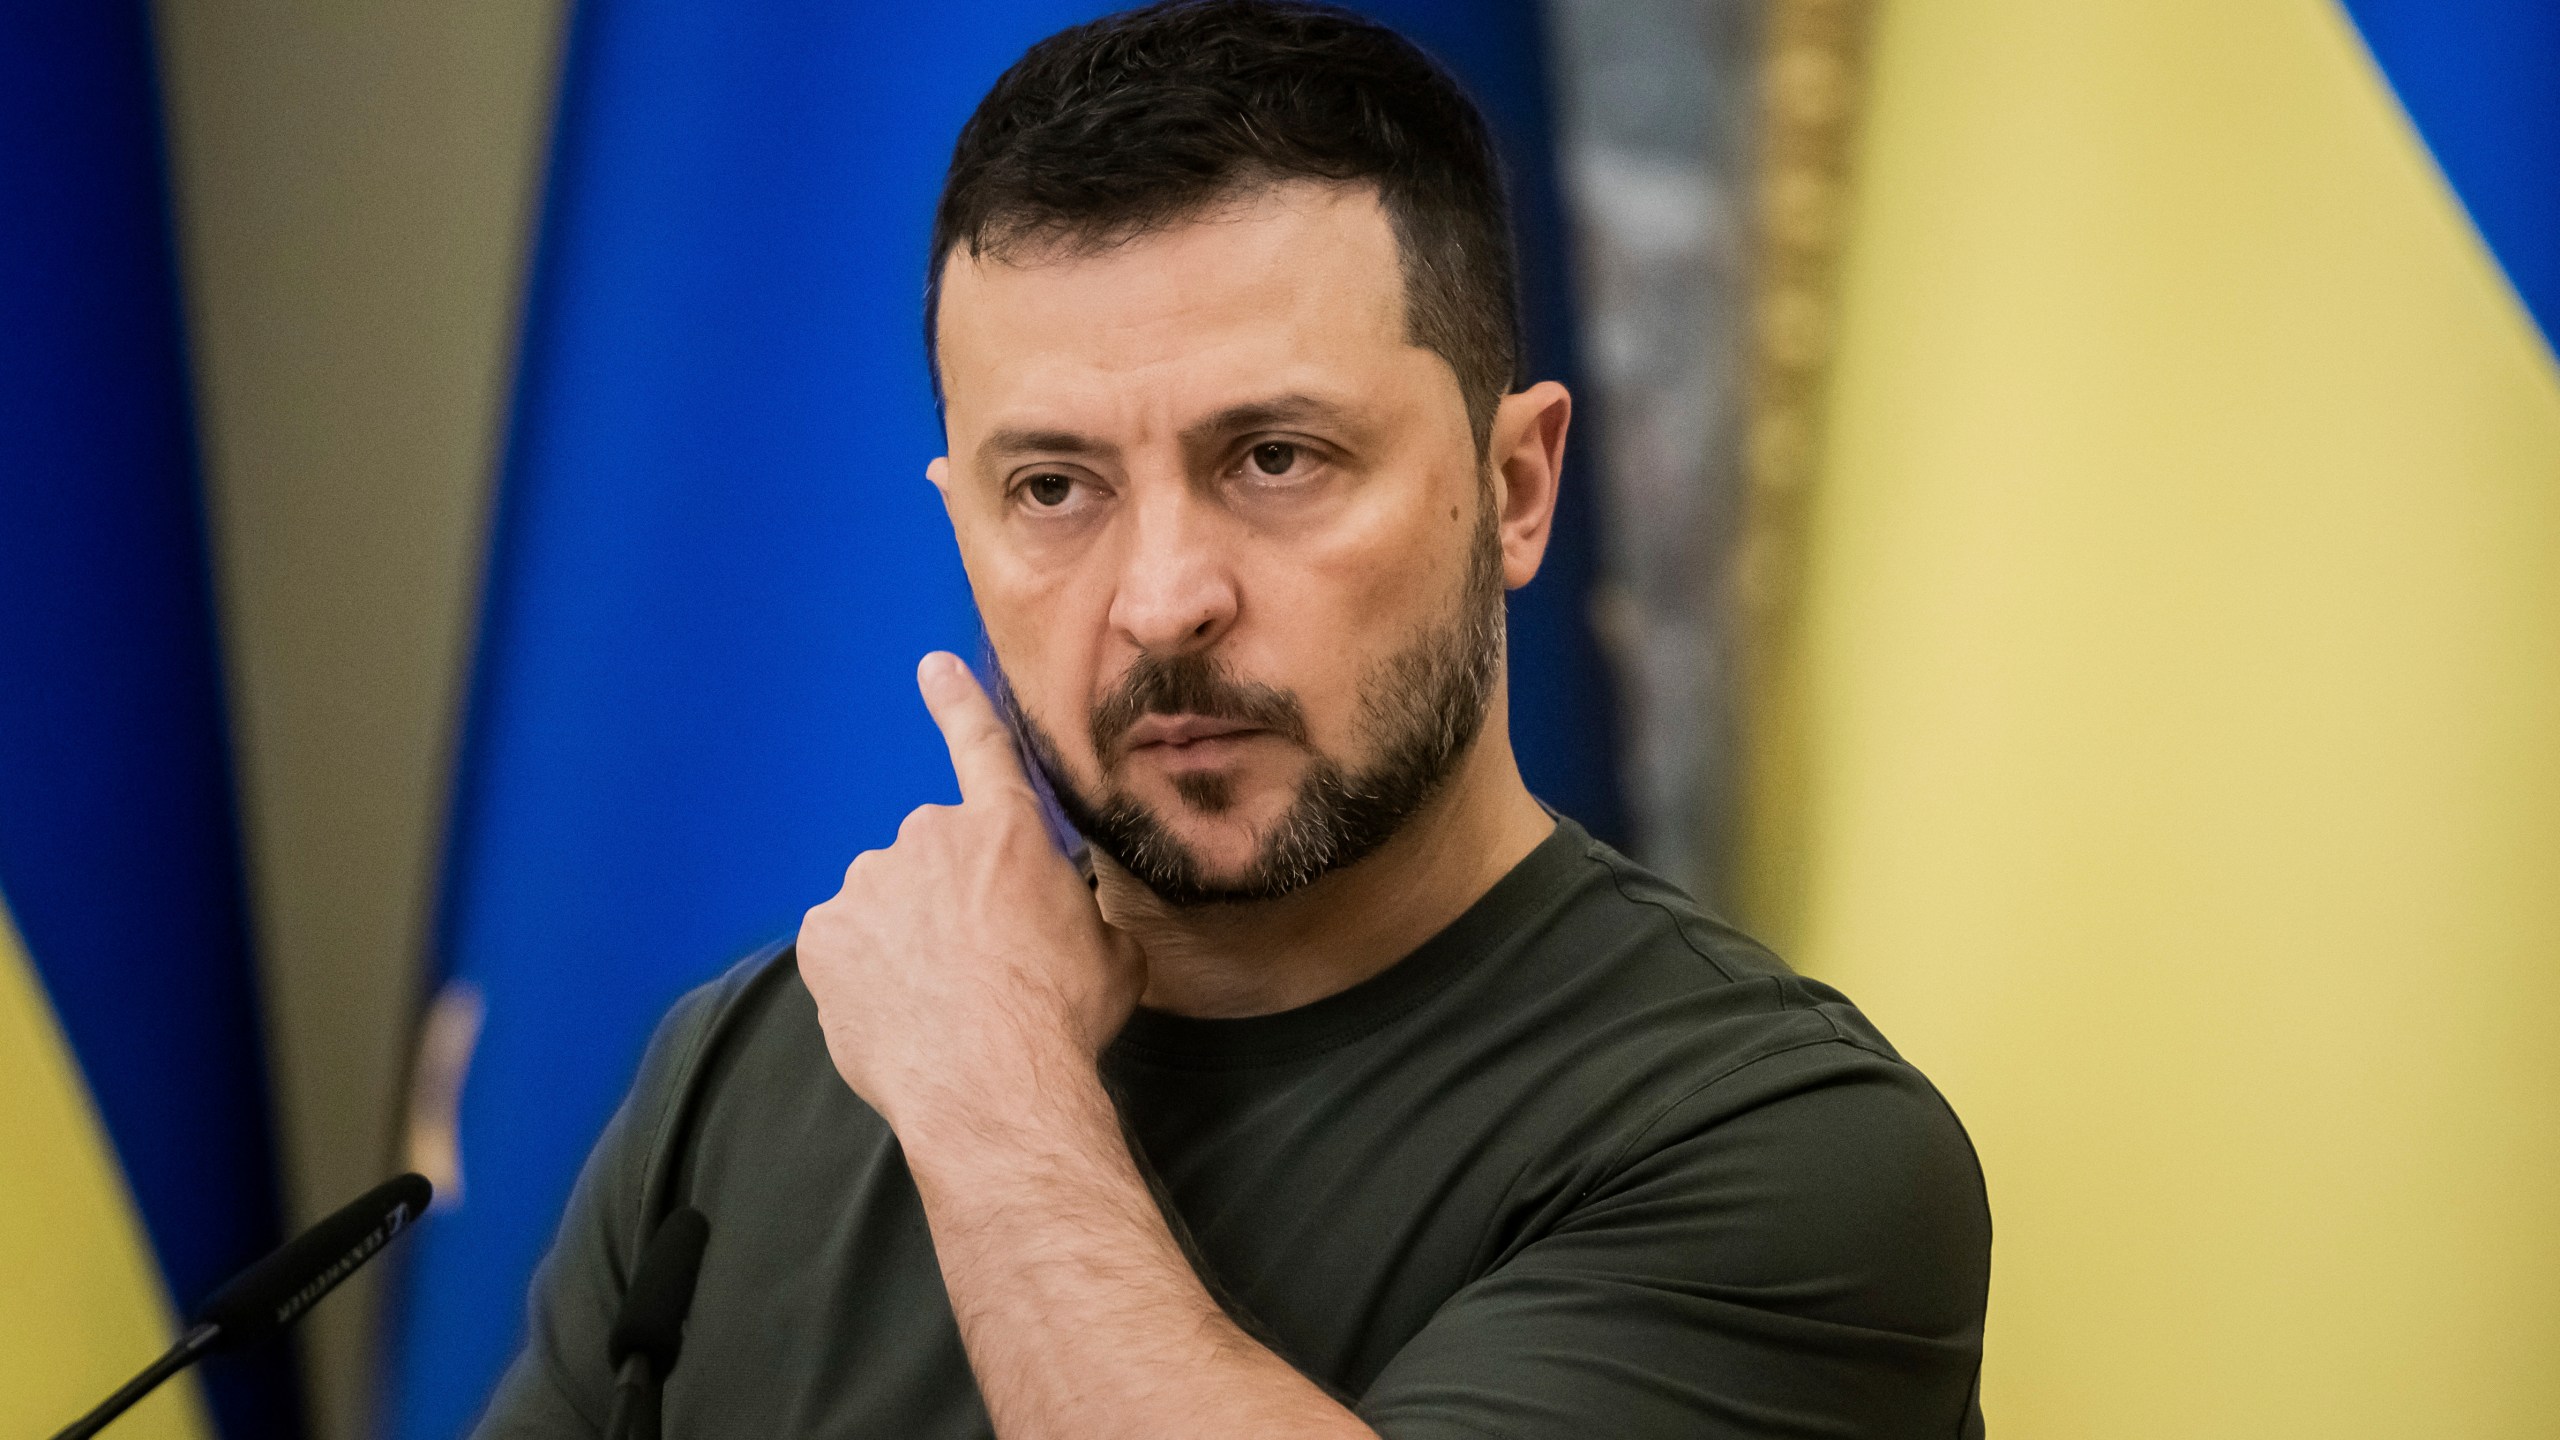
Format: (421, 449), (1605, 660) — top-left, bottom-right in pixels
(0, 5), (300, 1439)
(1753, 0), (2558, 1434)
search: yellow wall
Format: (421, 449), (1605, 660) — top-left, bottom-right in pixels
(1754, 0), (2560, 1433)
(0, 899), (209, 1439)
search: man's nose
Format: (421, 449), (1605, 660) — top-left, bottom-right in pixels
(1106, 485), (1239, 657)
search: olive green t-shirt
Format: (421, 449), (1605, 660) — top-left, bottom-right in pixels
(474, 819), (1990, 1438)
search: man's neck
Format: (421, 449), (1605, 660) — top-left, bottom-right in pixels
(1093, 738), (1556, 1021)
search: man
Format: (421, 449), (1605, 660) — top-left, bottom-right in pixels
(476, 2), (1990, 1436)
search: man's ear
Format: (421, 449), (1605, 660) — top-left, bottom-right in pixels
(927, 456), (954, 510)
(1487, 381), (1571, 590)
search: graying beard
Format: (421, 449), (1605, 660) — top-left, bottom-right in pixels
(1017, 502), (1504, 908)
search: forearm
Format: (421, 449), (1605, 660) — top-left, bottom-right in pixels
(899, 1054), (1372, 1440)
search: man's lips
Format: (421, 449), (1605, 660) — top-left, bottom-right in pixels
(1122, 714), (1265, 752)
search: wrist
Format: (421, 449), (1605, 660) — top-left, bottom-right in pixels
(889, 1035), (1119, 1176)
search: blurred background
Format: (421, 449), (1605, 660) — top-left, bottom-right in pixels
(3, 1), (2552, 1437)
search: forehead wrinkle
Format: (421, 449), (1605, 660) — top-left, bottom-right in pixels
(945, 188), (1432, 480)
(950, 186), (1406, 374)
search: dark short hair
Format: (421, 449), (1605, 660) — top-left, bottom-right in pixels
(927, 0), (1522, 449)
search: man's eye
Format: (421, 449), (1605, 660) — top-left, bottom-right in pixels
(1023, 474), (1076, 507)
(1249, 442), (1299, 477)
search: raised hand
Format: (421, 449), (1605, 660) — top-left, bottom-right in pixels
(797, 652), (1143, 1141)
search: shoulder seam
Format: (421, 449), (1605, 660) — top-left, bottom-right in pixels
(1587, 842), (1749, 986)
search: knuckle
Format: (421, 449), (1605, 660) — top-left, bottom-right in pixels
(895, 804), (950, 843)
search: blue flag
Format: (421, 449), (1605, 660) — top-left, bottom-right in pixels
(2339, 0), (2558, 351)
(387, 5), (1618, 1434)
(0, 5), (299, 1437)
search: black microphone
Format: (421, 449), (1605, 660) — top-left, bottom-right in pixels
(605, 1206), (710, 1440)
(49, 1172), (433, 1440)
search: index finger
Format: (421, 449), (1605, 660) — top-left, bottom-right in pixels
(917, 651), (1031, 803)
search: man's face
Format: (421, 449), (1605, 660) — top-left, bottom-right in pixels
(930, 182), (1507, 905)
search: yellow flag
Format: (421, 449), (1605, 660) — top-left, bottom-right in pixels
(1751, 0), (2560, 1434)
(0, 895), (211, 1438)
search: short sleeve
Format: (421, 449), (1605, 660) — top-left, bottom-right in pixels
(469, 973), (736, 1439)
(1357, 1045), (1991, 1440)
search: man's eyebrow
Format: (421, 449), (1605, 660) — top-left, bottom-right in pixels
(978, 427), (1112, 466)
(1181, 394), (1360, 449)
(980, 396), (1364, 467)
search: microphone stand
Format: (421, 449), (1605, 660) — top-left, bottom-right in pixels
(43, 1173), (431, 1440)
(606, 1351), (664, 1440)
(49, 1323), (221, 1440)
(603, 1204), (708, 1440)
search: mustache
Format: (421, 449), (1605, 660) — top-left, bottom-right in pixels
(1089, 650), (1310, 761)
